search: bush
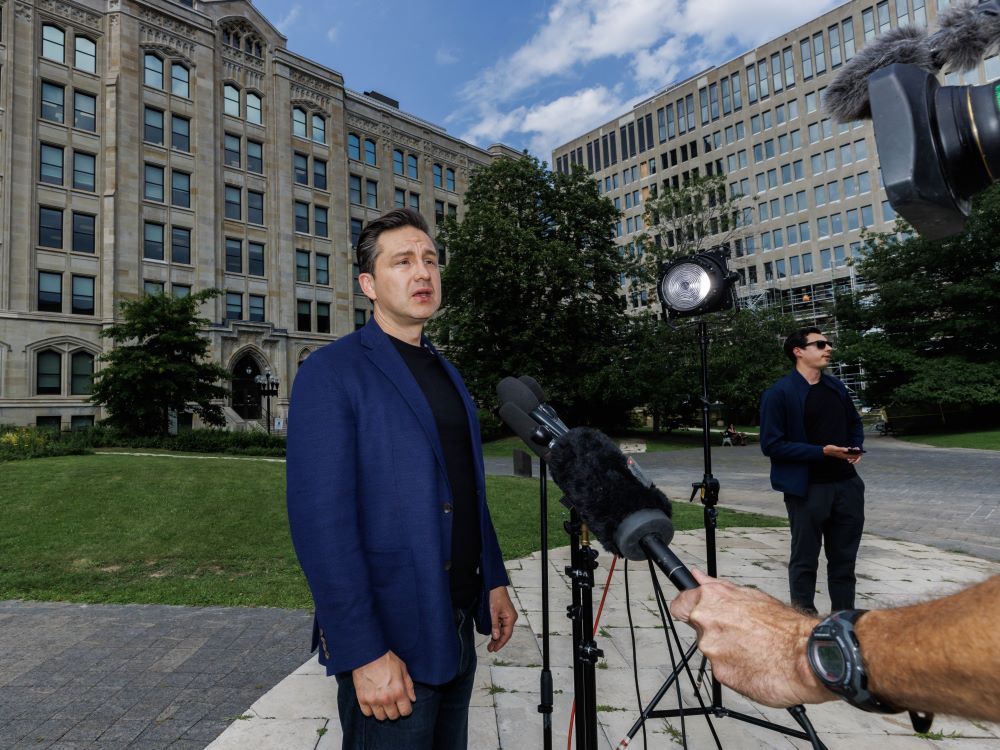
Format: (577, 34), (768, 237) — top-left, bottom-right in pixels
(0, 427), (94, 462)
(477, 408), (506, 443)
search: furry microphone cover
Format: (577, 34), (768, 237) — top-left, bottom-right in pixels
(547, 427), (672, 557)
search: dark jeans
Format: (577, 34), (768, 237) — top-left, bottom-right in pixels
(784, 475), (865, 612)
(335, 604), (478, 750)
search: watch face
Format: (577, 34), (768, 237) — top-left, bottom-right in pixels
(812, 641), (847, 682)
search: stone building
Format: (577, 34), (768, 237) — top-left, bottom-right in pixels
(0, 0), (507, 429)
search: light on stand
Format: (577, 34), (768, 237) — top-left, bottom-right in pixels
(657, 249), (737, 318)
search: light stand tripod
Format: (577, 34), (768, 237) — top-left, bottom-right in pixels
(565, 508), (603, 750)
(624, 319), (827, 749)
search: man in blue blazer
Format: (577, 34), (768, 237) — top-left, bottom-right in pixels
(287, 208), (517, 749)
(760, 327), (865, 615)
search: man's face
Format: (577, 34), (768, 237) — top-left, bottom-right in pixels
(359, 225), (441, 328)
(796, 331), (833, 369)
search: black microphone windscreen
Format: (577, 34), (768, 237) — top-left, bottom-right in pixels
(518, 375), (547, 403)
(825, 25), (933, 122)
(498, 402), (549, 459)
(548, 427), (672, 557)
(932, 0), (1000, 74)
(497, 376), (540, 414)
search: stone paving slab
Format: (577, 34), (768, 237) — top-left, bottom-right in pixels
(210, 528), (1000, 749)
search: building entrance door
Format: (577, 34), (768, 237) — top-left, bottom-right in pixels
(232, 355), (262, 420)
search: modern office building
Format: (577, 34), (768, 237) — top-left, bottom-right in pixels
(0, 0), (509, 429)
(552, 0), (997, 324)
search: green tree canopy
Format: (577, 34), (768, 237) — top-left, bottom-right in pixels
(91, 289), (231, 436)
(835, 185), (1000, 409)
(430, 156), (636, 426)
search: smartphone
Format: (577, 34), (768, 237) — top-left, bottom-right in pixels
(846, 447), (865, 455)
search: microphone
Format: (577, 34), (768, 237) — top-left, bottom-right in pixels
(548, 427), (698, 592)
(518, 375), (570, 434)
(497, 376), (568, 441)
(498, 402), (555, 459)
(825, 0), (1000, 122)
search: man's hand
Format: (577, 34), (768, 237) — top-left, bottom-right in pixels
(823, 444), (860, 463)
(669, 570), (836, 708)
(352, 651), (417, 721)
(487, 586), (518, 652)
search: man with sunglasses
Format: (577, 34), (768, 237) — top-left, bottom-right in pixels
(760, 326), (865, 615)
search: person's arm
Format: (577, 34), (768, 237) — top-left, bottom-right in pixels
(759, 386), (824, 462)
(670, 571), (1000, 722)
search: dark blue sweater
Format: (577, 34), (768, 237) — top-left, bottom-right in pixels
(759, 369), (864, 498)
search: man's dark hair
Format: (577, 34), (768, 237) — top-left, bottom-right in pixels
(783, 326), (823, 363)
(355, 208), (430, 276)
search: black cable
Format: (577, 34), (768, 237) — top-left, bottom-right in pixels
(624, 562), (648, 750)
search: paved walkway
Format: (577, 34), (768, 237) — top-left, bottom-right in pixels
(209, 529), (1000, 749)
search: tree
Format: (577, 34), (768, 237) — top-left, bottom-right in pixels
(91, 289), (231, 436)
(835, 185), (1000, 411)
(430, 156), (637, 427)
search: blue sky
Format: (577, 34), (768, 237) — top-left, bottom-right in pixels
(252, 0), (844, 162)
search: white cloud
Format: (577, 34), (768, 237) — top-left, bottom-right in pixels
(325, 25), (339, 43)
(435, 48), (459, 65)
(275, 5), (301, 34)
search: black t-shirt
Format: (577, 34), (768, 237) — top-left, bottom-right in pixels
(804, 381), (858, 484)
(390, 336), (482, 608)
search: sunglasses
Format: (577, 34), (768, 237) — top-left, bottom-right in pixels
(801, 340), (833, 350)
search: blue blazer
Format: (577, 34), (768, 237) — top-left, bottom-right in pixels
(286, 319), (509, 685)
(759, 369), (864, 498)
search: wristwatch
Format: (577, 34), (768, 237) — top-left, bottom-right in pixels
(806, 609), (900, 714)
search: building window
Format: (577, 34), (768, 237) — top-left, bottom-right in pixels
(315, 206), (328, 237)
(295, 201), (309, 233)
(406, 154), (418, 179)
(73, 212), (96, 253)
(247, 140), (263, 173)
(74, 91), (97, 131)
(144, 222), (164, 260)
(40, 144), (64, 185)
(71, 276), (95, 316)
(350, 219), (363, 248)
(171, 226), (191, 264)
(297, 300), (311, 331)
(364, 139), (377, 166)
(313, 159), (327, 190)
(366, 180), (378, 209)
(354, 309), (366, 330)
(73, 36), (97, 73)
(144, 280), (164, 296)
(224, 185), (241, 219)
(246, 92), (262, 124)
(349, 133), (361, 160)
(294, 152), (309, 184)
(37, 350), (62, 394)
(171, 115), (190, 152)
(316, 253), (329, 285)
(225, 238), (242, 273)
(249, 294), (265, 322)
(41, 82), (65, 123)
(225, 292), (242, 320)
(248, 241), (265, 276)
(224, 133), (241, 167)
(39, 207), (63, 248)
(224, 84), (240, 117)
(433, 163), (443, 188)
(296, 250), (310, 282)
(395, 188), (406, 209)
(171, 170), (190, 208)
(74, 151), (96, 191)
(144, 107), (164, 144)
(409, 193), (420, 211)
(38, 272), (62, 312)
(247, 190), (263, 224)
(435, 199), (445, 224)
(42, 24), (65, 62)
(293, 107), (308, 138)
(316, 302), (330, 334)
(312, 114), (326, 143)
(144, 163), (165, 202)
(69, 354), (94, 396)
(445, 168), (456, 192)
(393, 149), (404, 175)
(172, 284), (191, 298)
(144, 53), (163, 88)
(171, 63), (190, 98)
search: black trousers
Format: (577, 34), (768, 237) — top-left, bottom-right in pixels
(784, 475), (865, 612)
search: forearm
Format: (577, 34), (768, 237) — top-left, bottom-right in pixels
(857, 575), (1000, 721)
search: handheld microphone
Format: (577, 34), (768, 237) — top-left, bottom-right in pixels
(517, 375), (570, 434)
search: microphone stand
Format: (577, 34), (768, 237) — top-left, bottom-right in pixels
(636, 320), (827, 749)
(538, 458), (553, 750)
(565, 508), (602, 750)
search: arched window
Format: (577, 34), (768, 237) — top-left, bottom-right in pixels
(364, 139), (377, 166)
(347, 133), (361, 160)
(37, 350), (61, 395)
(75, 37), (97, 73)
(393, 149), (404, 175)
(171, 63), (190, 98)
(297, 349), (311, 368)
(71, 352), (94, 395)
(42, 24), (65, 63)
(224, 84), (240, 117)
(292, 107), (307, 138)
(312, 114), (326, 144)
(246, 92), (262, 124)
(144, 53), (164, 89)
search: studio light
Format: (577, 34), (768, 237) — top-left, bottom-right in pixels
(657, 249), (738, 318)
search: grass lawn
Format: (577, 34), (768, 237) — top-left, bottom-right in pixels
(896, 428), (1000, 451)
(0, 454), (782, 608)
(481, 427), (745, 458)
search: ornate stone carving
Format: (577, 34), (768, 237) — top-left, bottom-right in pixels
(345, 113), (382, 135)
(36, 0), (102, 30)
(140, 24), (195, 60)
(222, 46), (264, 73)
(289, 69), (335, 97)
(139, 7), (199, 41)
(14, 1), (32, 22)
